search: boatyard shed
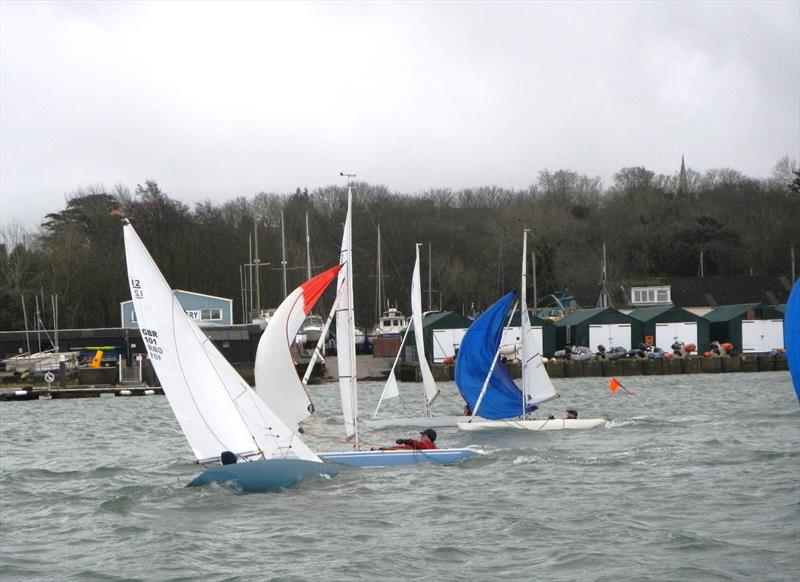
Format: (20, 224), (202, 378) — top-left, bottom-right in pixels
(704, 303), (784, 354)
(121, 290), (233, 329)
(404, 311), (472, 364)
(504, 310), (558, 358)
(628, 306), (710, 352)
(554, 308), (638, 351)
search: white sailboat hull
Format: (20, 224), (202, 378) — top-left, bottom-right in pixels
(363, 415), (486, 430)
(457, 418), (606, 432)
(319, 448), (480, 467)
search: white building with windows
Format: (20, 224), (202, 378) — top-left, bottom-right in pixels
(120, 290), (233, 329)
(629, 285), (671, 306)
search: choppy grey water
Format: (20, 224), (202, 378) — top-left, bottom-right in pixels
(1, 372), (798, 581)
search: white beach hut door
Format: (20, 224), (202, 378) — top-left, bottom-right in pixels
(741, 320), (784, 353)
(655, 322), (698, 351)
(589, 323), (632, 351)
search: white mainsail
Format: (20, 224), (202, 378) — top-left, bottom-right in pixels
(123, 221), (319, 464)
(521, 229), (557, 409)
(412, 244), (439, 407)
(336, 186), (359, 441)
(374, 244), (438, 417)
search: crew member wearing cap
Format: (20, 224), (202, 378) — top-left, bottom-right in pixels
(565, 409), (578, 420)
(387, 428), (438, 450)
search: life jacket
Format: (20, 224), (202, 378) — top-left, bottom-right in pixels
(394, 439), (437, 450)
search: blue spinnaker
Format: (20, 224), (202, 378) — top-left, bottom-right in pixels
(456, 290), (533, 419)
(785, 279), (800, 403)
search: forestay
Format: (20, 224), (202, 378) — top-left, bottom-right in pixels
(123, 222), (319, 464)
(254, 265), (341, 429)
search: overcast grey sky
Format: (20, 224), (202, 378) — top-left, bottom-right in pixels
(1, 0), (798, 229)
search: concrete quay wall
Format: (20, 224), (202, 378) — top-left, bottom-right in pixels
(401, 355), (788, 382)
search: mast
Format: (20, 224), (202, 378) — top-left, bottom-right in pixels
(305, 212), (312, 280)
(281, 210), (288, 298)
(338, 172), (359, 446)
(248, 233), (253, 319)
(20, 296), (30, 354)
(521, 229), (529, 416)
(239, 265), (246, 324)
(254, 225), (261, 315)
(52, 294), (58, 352)
(376, 225), (383, 324)
(428, 243), (433, 312)
(34, 295), (41, 352)
(699, 250), (705, 278)
(598, 241), (612, 308)
(532, 249), (538, 318)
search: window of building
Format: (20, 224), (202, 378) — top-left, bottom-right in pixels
(201, 308), (223, 321)
(185, 308), (222, 321)
(631, 286), (671, 305)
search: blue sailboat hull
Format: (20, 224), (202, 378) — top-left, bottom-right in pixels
(319, 448), (480, 467)
(186, 458), (339, 493)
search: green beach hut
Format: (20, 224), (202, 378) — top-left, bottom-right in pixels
(404, 311), (473, 364)
(628, 306), (710, 352)
(704, 303), (784, 354)
(554, 308), (639, 352)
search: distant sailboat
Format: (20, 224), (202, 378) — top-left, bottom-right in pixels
(373, 244), (438, 412)
(122, 220), (339, 492)
(458, 230), (605, 432)
(366, 243), (482, 429)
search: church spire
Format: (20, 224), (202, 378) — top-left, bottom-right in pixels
(678, 154), (688, 195)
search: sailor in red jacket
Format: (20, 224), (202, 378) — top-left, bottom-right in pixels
(391, 428), (438, 450)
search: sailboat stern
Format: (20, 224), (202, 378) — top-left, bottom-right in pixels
(186, 458), (339, 493)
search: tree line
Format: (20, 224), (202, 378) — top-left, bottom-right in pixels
(1, 160), (799, 332)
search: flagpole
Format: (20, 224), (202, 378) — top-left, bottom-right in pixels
(609, 376), (636, 395)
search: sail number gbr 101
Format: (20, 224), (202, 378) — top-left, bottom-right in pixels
(141, 328), (163, 360)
